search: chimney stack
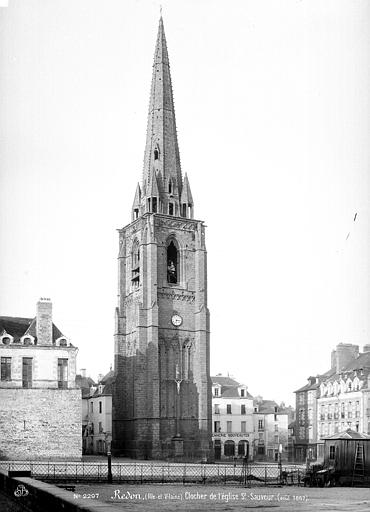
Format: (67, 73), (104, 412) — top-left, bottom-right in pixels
(335, 343), (359, 373)
(363, 344), (370, 353)
(331, 350), (337, 370)
(36, 298), (53, 345)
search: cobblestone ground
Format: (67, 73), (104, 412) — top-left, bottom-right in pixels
(72, 484), (370, 512)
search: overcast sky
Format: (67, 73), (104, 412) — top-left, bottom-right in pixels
(0, 0), (369, 406)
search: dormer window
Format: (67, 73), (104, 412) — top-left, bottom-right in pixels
(214, 387), (219, 397)
(240, 388), (245, 397)
(20, 335), (35, 346)
(2, 337), (11, 345)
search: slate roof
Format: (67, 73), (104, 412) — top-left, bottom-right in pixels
(294, 368), (336, 393)
(343, 351), (370, 372)
(211, 375), (253, 399)
(221, 387), (253, 399)
(0, 317), (33, 340)
(211, 376), (240, 387)
(294, 380), (319, 393)
(76, 375), (96, 398)
(255, 400), (279, 414)
(91, 370), (115, 397)
(323, 429), (370, 441)
(319, 352), (370, 385)
(0, 315), (64, 343)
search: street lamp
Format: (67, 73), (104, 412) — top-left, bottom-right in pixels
(104, 432), (112, 483)
(278, 443), (283, 482)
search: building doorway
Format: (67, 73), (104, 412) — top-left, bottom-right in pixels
(238, 440), (249, 458)
(224, 440), (235, 457)
(214, 440), (221, 460)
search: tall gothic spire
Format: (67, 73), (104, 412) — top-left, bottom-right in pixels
(132, 17), (194, 221)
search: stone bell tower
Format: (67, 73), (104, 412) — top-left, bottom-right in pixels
(112, 17), (211, 460)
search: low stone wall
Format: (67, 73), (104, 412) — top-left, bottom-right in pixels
(0, 388), (81, 460)
(0, 468), (120, 511)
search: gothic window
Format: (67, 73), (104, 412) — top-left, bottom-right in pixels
(154, 148), (159, 160)
(169, 180), (172, 194)
(134, 208), (139, 219)
(182, 204), (187, 217)
(167, 241), (178, 284)
(131, 240), (140, 288)
(169, 203), (174, 215)
(152, 197), (157, 213)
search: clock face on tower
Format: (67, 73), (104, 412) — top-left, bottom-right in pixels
(171, 314), (182, 327)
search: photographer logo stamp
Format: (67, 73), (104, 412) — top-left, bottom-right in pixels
(14, 484), (29, 497)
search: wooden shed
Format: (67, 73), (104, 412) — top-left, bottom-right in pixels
(323, 429), (370, 484)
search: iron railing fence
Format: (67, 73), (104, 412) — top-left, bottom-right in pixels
(0, 461), (305, 486)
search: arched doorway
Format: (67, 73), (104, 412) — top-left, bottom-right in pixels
(224, 440), (235, 457)
(238, 440), (249, 458)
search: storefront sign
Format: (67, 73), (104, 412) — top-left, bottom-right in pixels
(213, 433), (250, 438)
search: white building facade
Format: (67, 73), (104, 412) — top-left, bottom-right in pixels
(211, 376), (254, 460)
(253, 398), (292, 462)
(316, 344), (370, 458)
(83, 371), (113, 454)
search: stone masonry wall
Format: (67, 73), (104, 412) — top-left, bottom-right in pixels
(0, 388), (81, 460)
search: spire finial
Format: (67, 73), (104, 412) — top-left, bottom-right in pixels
(160, 5), (162, 17)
